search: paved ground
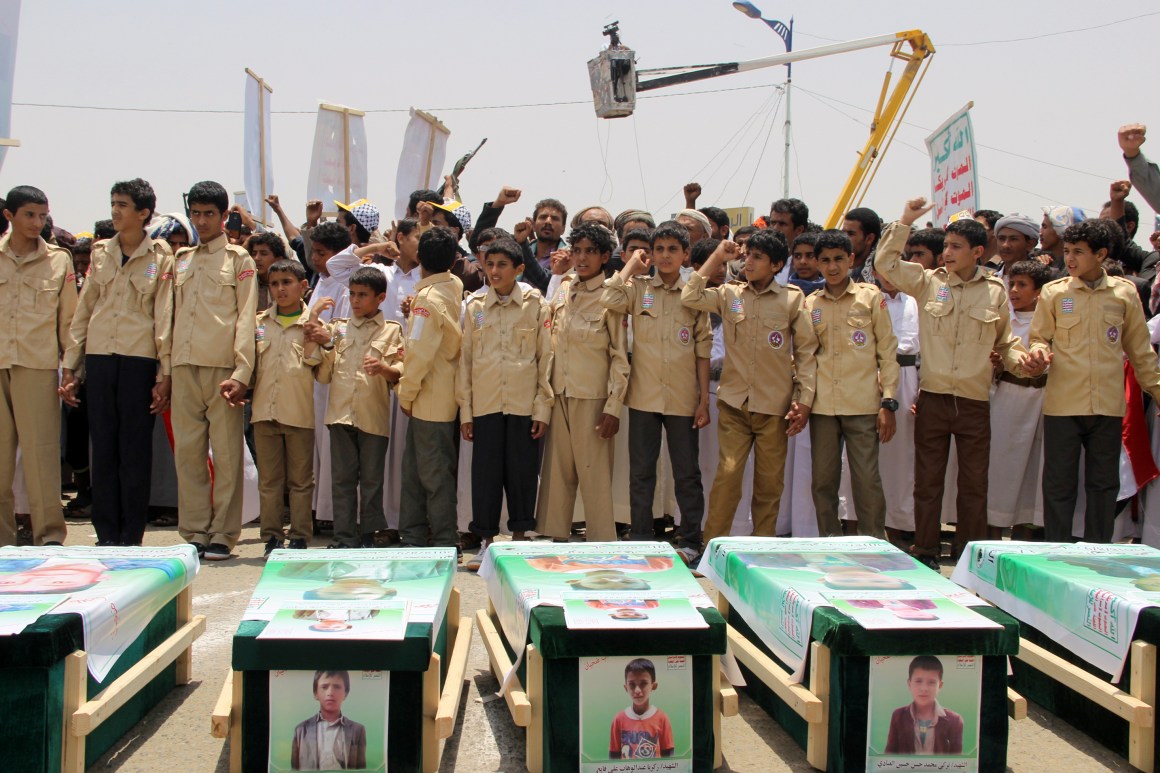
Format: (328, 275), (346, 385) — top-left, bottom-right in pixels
(64, 519), (1133, 772)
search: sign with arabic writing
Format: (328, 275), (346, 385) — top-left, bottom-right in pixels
(926, 103), (979, 228)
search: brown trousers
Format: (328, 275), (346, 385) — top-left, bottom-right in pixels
(913, 391), (990, 557)
(0, 367), (65, 545)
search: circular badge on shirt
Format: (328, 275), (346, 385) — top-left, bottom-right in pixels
(678, 326), (691, 345)
(1107, 325), (1120, 344)
(851, 330), (868, 348)
(768, 331), (784, 349)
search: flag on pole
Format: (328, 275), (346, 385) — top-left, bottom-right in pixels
(0, 0), (22, 174)
(394, 108), (449, 219)
(243, 69), (273, 225)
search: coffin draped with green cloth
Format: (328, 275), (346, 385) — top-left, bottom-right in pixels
(700, 536), (1020, 773)
(479, 541), (726, 773)
(232, 547), (456, 772)
(0, 544), (200, 772)
(952, 540), (1160, 765)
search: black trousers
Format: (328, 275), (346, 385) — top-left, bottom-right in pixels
(628, 408), (705, 549)
(1043, 414), (1122, 543)
(469, 413), (538, 537)
(85, 354), (158, 545)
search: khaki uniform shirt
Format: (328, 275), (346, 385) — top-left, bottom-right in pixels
(172, 233), (258, 383)
(64, 234), (173, 375)
(547, 273), (630, 417)
(397, 272), (463, 422)
(0, 233), (77, 370)
(874, 222), (1026, 402)
(600, 272), (712, 416)
(457, 284), (554, 425)
(805, 281), (900, 415)
(251, 305), (323, 429)
(681, 272), (817, 416)
(1030, 271), (1160, 416)
(316, 313), (403, 436)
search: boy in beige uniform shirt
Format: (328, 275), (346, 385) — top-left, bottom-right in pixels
(62, 178), (172, 547)
(396, 226), (464, 551)
(681, 232), (817, 545)
(536, 222), (631, 542)
(252, 260), (324, 554)
(171, 181), (258, 560)
(600, 221), (712, 561)
(459, 238), (553, 567)
(804, 229), (900, 539)
(874, 198), (1026, 568)
(309, 267), (404, 550)
(0, 186), (77, 546)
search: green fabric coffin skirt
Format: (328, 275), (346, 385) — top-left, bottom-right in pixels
(0, 600), (179, 772)
(232, 618), (447, 772)
(726, 604), (1019, 772)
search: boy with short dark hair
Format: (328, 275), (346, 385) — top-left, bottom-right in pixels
(62, 178), (172, 547)
(805, 229), (899, 539)
(459, 238), (552, 566)
(536, 222), (630, 542)
(610, 658), (675, 760)
(601, 221), (712, 562)
(308, 267), (404, 549)
(171, 181), (258, 560)
(885, 656), (964, 755)
(245, 230), (290, 312)
(253, 259), (323, 554)
(905, 228), (945, 270)
(1026, 219), (1160, 543)
(682, 231), (817, 544)
(987, 259), (1051, 539)
(397, 226), (464, 550)
(875, 198), (1026, 568)
(0, 186), (77, 547)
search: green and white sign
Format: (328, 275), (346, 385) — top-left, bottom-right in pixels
(700, 537), (993, 680)
(951, 540), (1160, 679)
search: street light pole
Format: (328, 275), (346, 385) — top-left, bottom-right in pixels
(732, 3), (793, 198)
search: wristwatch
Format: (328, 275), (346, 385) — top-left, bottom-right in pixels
(880, 398), (899, 412)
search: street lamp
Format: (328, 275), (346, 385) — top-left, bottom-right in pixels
(733, 2), (793, 199)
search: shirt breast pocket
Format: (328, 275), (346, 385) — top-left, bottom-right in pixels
(129, 272), (155, 312)
(578, 311), (607, 342)
(726, 308), (747, 344)
(845, 314), (871, 350)
(634, 307), (659, 343)
(1054, 314), (1081, 349)
(516, 327), (538, 358)
(1103, 312), (1125, 348)
(213, 267), (237, 303)
(923, 298), (954, 337)
(20, 276), (57, 315)
(967, 306), (1000, 344)
(759, 312), (789, 351)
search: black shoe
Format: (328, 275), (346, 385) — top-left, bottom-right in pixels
(264, 537), (284, 558)
(42, 541), (63, 547)
(287, 538), (308, 550)
(204, 543), (232, 561)
(193, 543), (206, 560)
(914, 554), (941, 572)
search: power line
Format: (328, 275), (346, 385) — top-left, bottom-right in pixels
(938, 11), (1160, 47)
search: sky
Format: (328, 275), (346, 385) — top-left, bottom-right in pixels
(1, 0), (1157, 245)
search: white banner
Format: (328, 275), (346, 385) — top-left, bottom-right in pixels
(925, 102), (979, 227)
(394, 108), (449, 219)
(306, 103), (368, 214)
(243, 69), (273, 225)
(0, 0), (21, 174)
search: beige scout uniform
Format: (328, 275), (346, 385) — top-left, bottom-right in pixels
(1030, 272), (1160, 417)
(251, 305), (324, 543)
(316, 314), (404, 436)
(681, 272), (817, 543)
(170, 233), (258, 549)
(804, 281), (899, 538)
(535, 273), (630, 541)
(0, 234), (77, 546)
(457, 284), (553, 425)
(396, 272), (463, 422)
(600, 272), (712, 415)
(63, 236), (173, 374)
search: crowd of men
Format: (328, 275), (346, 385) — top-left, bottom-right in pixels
(3, 122), (1160, 572)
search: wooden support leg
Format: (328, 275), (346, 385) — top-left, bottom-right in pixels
(230, 671), (243, 773)
(211, 669), (234, 738)
(526, 644), (543, 773)
(1130, 641), (1157, 773)
(175, 586), (194, 685)
(422, 653), (442, 773)
(62, 651), (88, 773)
(474, 609), (531, 727)
(1007, 687), (1027, 721)
(805, 642), (830, 772)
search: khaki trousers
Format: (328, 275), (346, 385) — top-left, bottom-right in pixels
(253, 420), (315, 543)
(703, 400), (788, 544)
(535, 397), (617, 541)
(810, 413), (886, 539)
(0, 367), (65, 546)
(172, 364), (245, 548)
